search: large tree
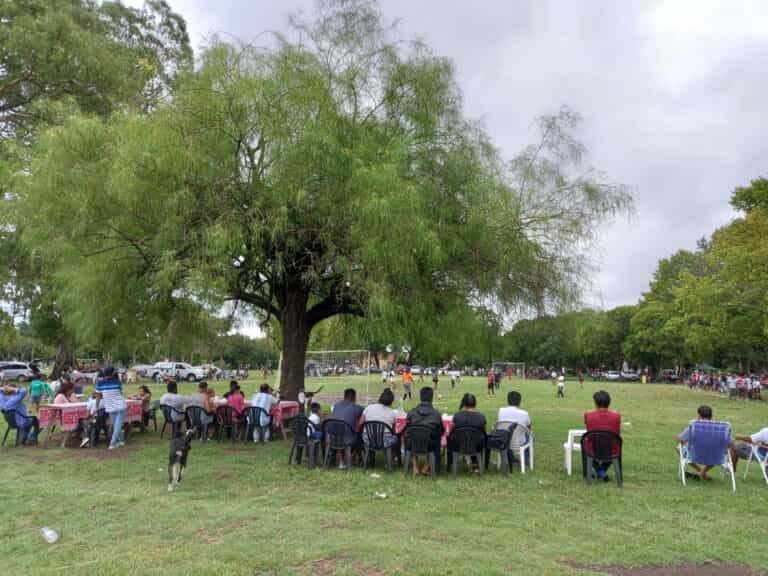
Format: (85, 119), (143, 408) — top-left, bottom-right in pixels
(21, 0), (631, 398)
(1, 0), (191, 376)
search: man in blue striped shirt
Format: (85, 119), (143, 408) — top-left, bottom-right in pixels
(95, 366), (127, 449)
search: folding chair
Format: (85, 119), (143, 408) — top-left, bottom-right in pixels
(185, 406), (215, 441)
(581, 430), (623, 487)
(509, 424), (534, 474)
(448, 426), (487, 479)
(245, 407), (272, 443)
(402, 424), (438, 480)
(743, 444), (768, 485)
(361, 421), (398, 473)
(160, 404), (185, 438)
(678, 420), (735, 492)
(322, 418), (358, 470)
(1, 409), (35, 446)
(287, 416), (321, 468)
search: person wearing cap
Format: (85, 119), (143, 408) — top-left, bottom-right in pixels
(95, 366), (127, 449)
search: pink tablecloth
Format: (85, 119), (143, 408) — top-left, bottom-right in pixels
(212, 399), (300, 427)
(395, 414), (454, 448)
(39, 399), (144, 432)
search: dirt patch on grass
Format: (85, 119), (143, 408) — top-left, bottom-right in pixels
(566, 562), (760, 575)
(292, 552), (387, 576)
(319, 519), (348, 530)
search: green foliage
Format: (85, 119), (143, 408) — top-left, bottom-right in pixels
(18, 1), (631, 394)
(730, 177), (768, 213)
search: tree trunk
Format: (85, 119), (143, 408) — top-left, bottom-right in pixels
(278, 288), (310, 401)
(50, 335), (75, 380)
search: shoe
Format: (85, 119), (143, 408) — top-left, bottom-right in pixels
(603, 474), (610, 482)
(338, 463), (347, 470)
(117, 441), (125, 448)
(80, 438), (90, 448)
(108, 445), (116, 450)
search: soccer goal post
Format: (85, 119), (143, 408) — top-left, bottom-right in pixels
(491, 362), (526, 380)
(304, 349), (374, 404)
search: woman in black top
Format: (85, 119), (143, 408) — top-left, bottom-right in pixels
(448, 393), (487, 471)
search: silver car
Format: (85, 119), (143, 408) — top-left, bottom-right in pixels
(0, 361), (37, 382)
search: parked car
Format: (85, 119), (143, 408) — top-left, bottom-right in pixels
(659, 369), (680, 382)
(0, 361), (37, 382)
(410, 365), (422, 375)
(152, 361), (205, 382)
(620, 370), (640, 381)
(604, 370), (621, 381)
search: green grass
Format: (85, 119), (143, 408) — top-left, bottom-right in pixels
(2, 377), (767, 575)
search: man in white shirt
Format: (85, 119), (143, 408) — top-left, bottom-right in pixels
(557, 374), (565, 398)
(731, 427), (768, 471)
(497, 391), (532, 431)
(496, 391), (532, 466)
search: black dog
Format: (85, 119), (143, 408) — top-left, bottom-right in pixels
(168, 428), (196, 492)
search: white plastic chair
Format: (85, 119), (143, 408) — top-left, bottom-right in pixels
(743, 444), (768, 484)
(564, 429), (585, 476)
(509, 424), (534, 474)
(678, 421), (736, 492)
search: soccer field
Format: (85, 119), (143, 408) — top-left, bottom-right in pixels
(2, 377), (766, 575)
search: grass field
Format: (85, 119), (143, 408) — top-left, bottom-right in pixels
(1, 376), (767, 575)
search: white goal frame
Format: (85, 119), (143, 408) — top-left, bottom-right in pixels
(491, 362), (526, 380)
(304, 349), (373, 404)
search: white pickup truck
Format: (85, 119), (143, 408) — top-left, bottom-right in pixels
(151, 361), (205, 382)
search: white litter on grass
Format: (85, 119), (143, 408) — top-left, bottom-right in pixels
(157, 468), (164, 472)
(625, 422), (632, 426)
(369, 473), (381, 479)
(374, 492), (388, 499)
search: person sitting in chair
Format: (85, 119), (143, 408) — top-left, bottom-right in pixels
(497, 391), (532, 466)
(448, 393), (486, 472)
(405, 387), (444, 475)
(677, 405), (732, 481)
(584, 390), (621, 481)
(730, 425), (768, 472)
(329, 388), (364, 467)
(1, 385), (39, 443)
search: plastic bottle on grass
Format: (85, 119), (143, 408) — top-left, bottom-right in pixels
(40, 527), (58, 544)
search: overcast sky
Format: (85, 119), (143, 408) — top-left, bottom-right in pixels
(133, 0), (768, 332)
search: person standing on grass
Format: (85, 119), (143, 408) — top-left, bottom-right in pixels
(402, 368), (414, 401)
(431, 368), (439, 391)
(584, 390), (621, 481)
(557, 373), (565, 398)
(95, 366), (127, 450)
(29, 375), (54, 412)
(577, 369), (584, 389)
(388, 370), (396, 393)
(486, 368), (495, 398)
(1, 385), (40, 443)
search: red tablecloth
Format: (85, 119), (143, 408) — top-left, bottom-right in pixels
(395, 414), (454, 448)
(39, 399), (144, 432)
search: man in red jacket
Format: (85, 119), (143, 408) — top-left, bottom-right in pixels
(584, 390), (621, 481)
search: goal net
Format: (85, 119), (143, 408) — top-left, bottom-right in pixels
(304, 349), (374, 404)
(491, 362), (526, 380)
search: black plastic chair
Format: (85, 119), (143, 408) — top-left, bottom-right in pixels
(1, 409), (35, 446)
(160, 404), (185, 438)
(245, 407), (272, 443)
(185, 406), (215, 441)
(216, 405), (242, 444)
(322, 418), (357, 470)
(402, 425), (438, 480)
(361, 421), (397, 473)
(485, 424), (513, 476)
(144, 400), (159, 432)
(581, 430), (623, 487)
(448, 426), (487, 479)
(89, 408), (111, 448)
(287, 416), (321, 468)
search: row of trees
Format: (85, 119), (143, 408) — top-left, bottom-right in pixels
(2, 1), (632, 397)
(503, 178), (768, 373)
